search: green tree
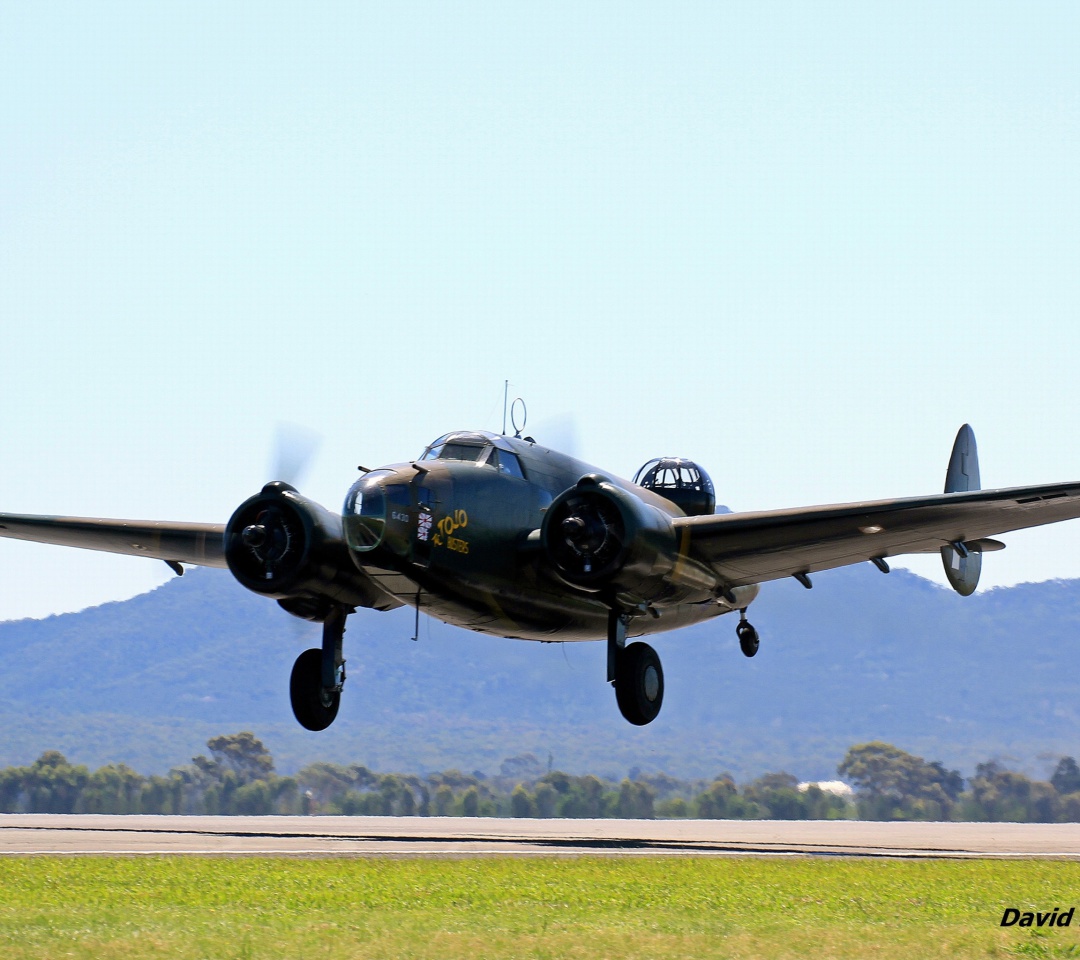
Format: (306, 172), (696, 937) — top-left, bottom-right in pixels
(432, 784), (454, 817)
(696, 776), (737, 819)
(203, 732), (275, 784)
(539, 773), (605, 818)
(428, 769), (479, 792)
(23, 751), (90, 814)
(175, 733), (289, 815)
(376, 774), (405, 815)
(139, 773), (183, 814)
(232, 779), (273, 815)
(510, 785), (536, 818)
(461, 785), (480, 817)
(635, 772), (688, 802)
(656, 796), (690, 818)
(838, 742), (961, 820)
(966, 762), (1058, 822)
(540, 771), (571, 796)
(744, 772), (807, 819)
(800, 784), (853, 820)
(76, 764), (144, 814)
(1059, 791), (1080, 822)
(500, 754), (544, 780)
(534, 782), (557, 818)
(0, 766), (26, 813)
(297, 762), (376, 812)
(615, 779), (655, 819)
(1051, 757), (1080, 795)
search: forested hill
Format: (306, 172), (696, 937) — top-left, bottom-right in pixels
(1, 564), (1079, 783)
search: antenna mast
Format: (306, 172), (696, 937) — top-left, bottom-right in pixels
(502, 380), (508, 435)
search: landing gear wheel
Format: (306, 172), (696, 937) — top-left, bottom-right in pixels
(737, 621), (759, 658)
(290, 648), (341, 731)
(615, 642), (664, 725)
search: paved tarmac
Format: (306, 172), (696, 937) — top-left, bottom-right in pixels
(2, 815), (1080, 857)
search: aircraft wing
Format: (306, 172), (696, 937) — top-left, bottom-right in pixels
(0, 513), (227, 568)
(675, 481), (1080, 587)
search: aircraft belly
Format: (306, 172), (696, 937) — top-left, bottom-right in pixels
(627, 600), (731, 638)
(361, 559), (737, 641)
(359, 567), (420, 604)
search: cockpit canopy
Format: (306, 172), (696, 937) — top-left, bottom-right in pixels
(419, 432), (526, 479)
(422, 440), (486, 462)
(633, 457), (716, 516)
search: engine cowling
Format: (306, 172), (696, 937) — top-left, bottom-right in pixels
(224, 481), (388, 612)
(540, 475), (717, 601)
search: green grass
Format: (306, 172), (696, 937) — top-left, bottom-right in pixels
(1, 857), (1079, 958)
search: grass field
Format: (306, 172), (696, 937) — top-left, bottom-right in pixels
(1, 857), (1079, 959)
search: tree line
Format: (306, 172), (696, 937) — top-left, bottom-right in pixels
(2, 733), (1080, 822)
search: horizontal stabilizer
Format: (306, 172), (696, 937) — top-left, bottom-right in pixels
(967, 537), (1005, 553)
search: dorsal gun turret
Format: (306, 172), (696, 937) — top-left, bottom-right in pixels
(633, 458), (716, 516)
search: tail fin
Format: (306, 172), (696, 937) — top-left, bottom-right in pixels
(941, 424), (982, 595)
(945, 423), (980, 494)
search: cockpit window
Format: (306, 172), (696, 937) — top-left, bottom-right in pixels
(489, 448), (526, 479)
(421, 442), (487, 462)
(650, 465), (700, 488)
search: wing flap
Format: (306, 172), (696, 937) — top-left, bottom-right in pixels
(675, 482), (1080, 587)
(0, 513), (227, 568)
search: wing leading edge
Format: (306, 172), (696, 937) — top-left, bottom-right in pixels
(675, 481), (1080, 588)
(0, 513), (227, 568)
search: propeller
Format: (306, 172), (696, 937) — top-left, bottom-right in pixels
(532, 413), (581, 459)
(557, 494), (623, 574)
(226, 422), (322, 591)
(270, 421), (321, 487)
(233, 498), (304, 584)
(240, 506), (296, 567)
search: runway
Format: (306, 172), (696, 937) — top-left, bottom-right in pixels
(3, 814), (1080, 857)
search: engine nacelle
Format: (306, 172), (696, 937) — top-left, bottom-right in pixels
(540, 475), (717, 601)
(225, 481), (388, 612)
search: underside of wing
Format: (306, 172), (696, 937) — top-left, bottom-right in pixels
(0, 513), (227, 568)
(675, 482), (1080, 588)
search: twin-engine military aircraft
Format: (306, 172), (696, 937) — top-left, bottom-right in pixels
(3, 424), (1080, 730)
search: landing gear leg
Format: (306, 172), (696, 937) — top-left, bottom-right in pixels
(736, 610), (759, 658)
(606, 609), (628, 684)
(290, 605), (350, 731)
(608, 610), (664, 725)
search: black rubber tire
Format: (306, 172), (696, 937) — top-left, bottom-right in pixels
(614, 641), (664, 725)
(737, 623), (759, 658)
(290, 648), (340, 731)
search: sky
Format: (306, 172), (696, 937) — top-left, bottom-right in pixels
(1, 2), (1079, 621)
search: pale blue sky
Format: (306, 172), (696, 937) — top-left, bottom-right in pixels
(1, 2), (1079, 620)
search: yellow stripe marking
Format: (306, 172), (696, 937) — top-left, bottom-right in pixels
(672, 525), (691, 582)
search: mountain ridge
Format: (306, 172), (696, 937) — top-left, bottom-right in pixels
(1, 565), (1078, 782)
